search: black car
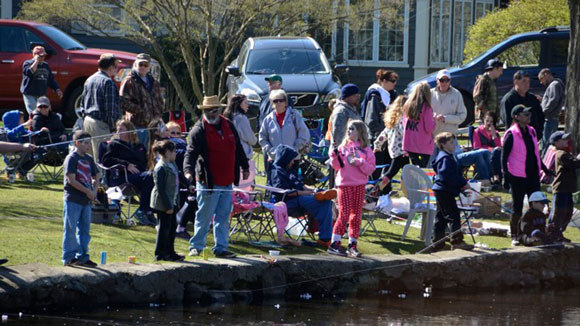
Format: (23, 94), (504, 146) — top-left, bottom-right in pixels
(406, 26), (569, 127)
(226, 36), (346, 120)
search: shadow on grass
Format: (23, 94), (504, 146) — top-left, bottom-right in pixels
(362, 229), (426, 254)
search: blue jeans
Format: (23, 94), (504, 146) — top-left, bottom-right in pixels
(62, 200), (92, 264)
(285, 195), (333, 241)
(490, 147), (502, 178)
(456, 149), (491, 180)
(189, 183), (233, 254)
(22, 94), (38, 115)
(542, 118), (559, 155)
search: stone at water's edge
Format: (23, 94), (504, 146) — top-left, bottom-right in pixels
(1, 245), (580, 311)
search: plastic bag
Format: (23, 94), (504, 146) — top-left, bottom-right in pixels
(376, 194), (393, 214)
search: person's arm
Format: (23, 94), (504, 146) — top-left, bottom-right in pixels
(542, 82), (562, 116)
(472, 128), (483, 150)
(329, 147), (343, 170)
(67, 173), (96, 201)
(183, 129), (201, 182)
(231, 123), (250, 173)
(119, 77), (141, 114)
(101, 142), (132, 168)
(330, 111), (347, 151)
(422, 105), (436, 134)
(499, 95), (509, 126)
(22, 60), (37, 77)
(294, 112), (311, 150)
(258, 118), (274, 160)
(46, 65), (61, 95)
(353, 147), (377, 176)
(559, 152), (580, 169)
(443, 91), (467, 125)
(236, 115), (257, 146)
(501, 132), (513, 178)
(365, 96), (383, 139)
(0, 141), (36, 153)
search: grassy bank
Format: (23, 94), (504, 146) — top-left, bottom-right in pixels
(1, 154), (579, 267)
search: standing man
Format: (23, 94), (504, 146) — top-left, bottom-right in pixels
(500, 70), (544, 136)
(82, 53), (122, 159)
(20, 45), (63, 115)
(473, 58), (503, 123)
(258, 74), (283, 132)
(430, 69), (491, 185)
(538, 68), (565, 154)
(120, 53), (164, 147)
(184, 96), (249, 259)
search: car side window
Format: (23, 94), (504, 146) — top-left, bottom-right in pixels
(23, 29), (45, 50)
(550, 38), (568, 66)
(238, 43), (249, 71)
(0, 26), (29, 53)
(497, 40), (541, 67)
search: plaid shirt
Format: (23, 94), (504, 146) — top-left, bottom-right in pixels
(81, 71), (121, 130)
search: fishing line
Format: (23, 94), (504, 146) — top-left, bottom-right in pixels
(470, 188), (514, 214)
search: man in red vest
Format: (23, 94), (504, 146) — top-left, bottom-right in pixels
(184, 95), (249, 258)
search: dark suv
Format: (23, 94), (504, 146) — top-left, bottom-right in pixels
(406, 26), (569, 126)
(226, 37), (345, 119)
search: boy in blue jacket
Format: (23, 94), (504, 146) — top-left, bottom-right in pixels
(2, 110), (32, 142)
(431, 132), (473, 251)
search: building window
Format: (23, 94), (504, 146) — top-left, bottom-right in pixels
(343, 0), (409, 64)
(71, 3), (127, 37)
(431, 0), (495, 66)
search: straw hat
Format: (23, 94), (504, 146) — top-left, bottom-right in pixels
(198, 95), (226, 110)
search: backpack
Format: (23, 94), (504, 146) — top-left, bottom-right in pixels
(291, 109), (313, 155)
(472, 74), (489, 106)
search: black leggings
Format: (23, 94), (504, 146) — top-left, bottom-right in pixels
(154, 210), (177, 259)
(408, 152), (430, 168)
(509, 176), (540, 239)
(382, 155), (409, 193)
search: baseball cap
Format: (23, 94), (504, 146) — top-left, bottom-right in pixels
(528, 191), (549, 204)
(135, 53), (151, 64)
(485, 58), (503, 71)
(436, 69), (451, 80)
(511, 104), (532, 117)
(36, 96), (50, 107)
(549, 131), (570, 144)
(265, 74), (283, 83)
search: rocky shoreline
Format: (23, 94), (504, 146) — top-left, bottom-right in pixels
(1, 245), (579, 311)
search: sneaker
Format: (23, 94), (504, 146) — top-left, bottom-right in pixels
(64, 258), (79, 266)
(176, 230), (192, 240)
(511, 239), (520, 246)
(347, 242), (362, 257)
(215, 250), (237, 258)
(451, 241), (474, 251)
(188, 248), (201, 256)
(314, 189), (337, 201)
(560, 236), (572, 243)
(327, 241), (347, 256)
(79, 259), (98, 267)
(168, 253), (185, 262)
(317, 239), (331, 248)
(134, 210), (150, 226)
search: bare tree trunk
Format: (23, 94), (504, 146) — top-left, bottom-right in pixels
(567, 0), (580, 154)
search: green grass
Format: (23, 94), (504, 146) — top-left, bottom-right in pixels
(1, 151), (579, 267)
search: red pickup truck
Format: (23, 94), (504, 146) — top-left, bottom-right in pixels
(0, 20), (160, 126)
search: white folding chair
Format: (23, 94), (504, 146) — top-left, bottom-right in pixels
(400, 165), (437, 246)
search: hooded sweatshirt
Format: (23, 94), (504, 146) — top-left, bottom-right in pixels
(402, 103), (436, 155)
(269, 145), (305, 202)
(330, 140), (376, 186)
(2, 110), (30, 142)
(362, 84), (390, 140)
(432, 150), (467, 196)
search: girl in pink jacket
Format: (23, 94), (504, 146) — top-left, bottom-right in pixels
(328, 120), (376, 257)
(402, 82), (436, 167)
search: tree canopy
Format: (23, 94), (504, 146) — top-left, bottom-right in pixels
(19, 0), (404, 112)
(464, 0), (569, 63)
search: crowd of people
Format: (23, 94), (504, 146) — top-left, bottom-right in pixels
(2, 45), (578, 267)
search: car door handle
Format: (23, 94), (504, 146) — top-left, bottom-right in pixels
(1, 60), (15, 64)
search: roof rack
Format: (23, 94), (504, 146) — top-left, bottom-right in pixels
(540, 26), (570, 33)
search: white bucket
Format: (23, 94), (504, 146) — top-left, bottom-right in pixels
(459, 180), (481, 205)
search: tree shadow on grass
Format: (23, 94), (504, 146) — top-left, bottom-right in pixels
(362, 229), (426, 254)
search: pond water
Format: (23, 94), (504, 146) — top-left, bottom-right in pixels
(4, 287), (580, 325)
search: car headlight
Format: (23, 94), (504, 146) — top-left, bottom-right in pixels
(322, 88), (341, 102)
(240, 88), (262, 104)
(114, 68), (132, 83)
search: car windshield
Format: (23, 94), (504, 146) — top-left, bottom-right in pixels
(245, 48), (330, 74)
(462, 41), (506, 68)
(37, 25), (87, 50)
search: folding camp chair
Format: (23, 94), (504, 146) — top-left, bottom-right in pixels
(29, 130), (69, 182)
(0, 129), (42, 179)
(229, 189), (277, 242)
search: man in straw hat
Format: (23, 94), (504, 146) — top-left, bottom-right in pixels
(184, 95), (249, 258)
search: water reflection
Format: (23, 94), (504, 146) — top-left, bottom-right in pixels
(4, 288), (580, 325)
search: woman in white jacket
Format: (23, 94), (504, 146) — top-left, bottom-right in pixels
(259, 89), (310, 165)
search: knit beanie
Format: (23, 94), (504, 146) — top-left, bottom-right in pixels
(340, 83), (359, 100)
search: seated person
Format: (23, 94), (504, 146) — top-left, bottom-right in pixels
(270, 145), (332, 246)
(2, 109), (34, 177)
(473, 112), (502, 185)
(101, 119), (155, 226)
(31, 96), (67, 147)
(518, 191), (554, 246)
(166, 121), (187, 170)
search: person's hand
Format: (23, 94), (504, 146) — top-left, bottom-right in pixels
(534, 94), (542, 102)
(86, 190), (96, 201)
(242, 169), (250, 180)
(40, 127), (49, 133)
(166, 209), (174, 214)
(22, 143), (37, 152)
(59, 135), (67, 141)
(56, 89), (63, 98)
(33, 54), (42, 62)
(436, 114), (445, 122)
(127, 163), (140, 174)
(22, 119), (33, 127)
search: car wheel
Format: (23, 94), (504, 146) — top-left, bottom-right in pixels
(459, 89), (475, 128)
(63, 85), (84, 127)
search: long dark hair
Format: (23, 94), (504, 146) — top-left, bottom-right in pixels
(223, 94), (247, 120)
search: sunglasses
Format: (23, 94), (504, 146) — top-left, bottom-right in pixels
(438, 78), (450, 83)
(348, 126), (356, 131)
(37, 105), (49, 109)
(206, 108), (219, 114)
(170, 131), (181, 135)
(272, 98), (286, 104)
(388, 79), (398, 83)
(139, 62), (150, 67)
